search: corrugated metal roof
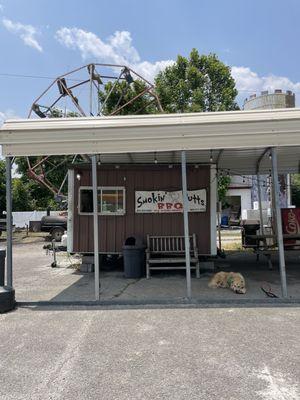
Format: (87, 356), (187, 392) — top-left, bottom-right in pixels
(1, 108), (300, 173)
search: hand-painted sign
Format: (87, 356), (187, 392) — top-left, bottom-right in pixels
(135, 189), (206, 213)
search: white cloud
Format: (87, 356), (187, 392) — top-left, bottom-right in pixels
(55, 27), (174, 82)
(134, 60), (177, 83)
(2, 18), (43, 52)
(108, 30), (140, 64)
(0, 109), (20, 125)
(231, 66), (300, 100)
(55, 27), (300, 103)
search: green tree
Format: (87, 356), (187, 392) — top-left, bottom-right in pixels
(14, 155), (73, 209)
(217, 176), (231, 206)
(0, 160), (39, 212)
(12, 179), (32, 211)
(291, 174), (300, 207)
(14, 107), (81, 209)
(155, 49), (238, 200)
(155, 49), (238, 113)
(49, 108), (80, 118)
(99, 79), (158, 115)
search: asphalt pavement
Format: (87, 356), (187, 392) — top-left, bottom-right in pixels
(0, 305), (299, 400)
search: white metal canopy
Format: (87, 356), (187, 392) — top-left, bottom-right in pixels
(1, 109), (300, 173)
(1, 108), (294, 300)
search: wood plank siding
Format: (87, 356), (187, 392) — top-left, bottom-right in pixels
(71, 165), (212, 254)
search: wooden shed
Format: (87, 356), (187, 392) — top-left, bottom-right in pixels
(67, 164), (217, 255)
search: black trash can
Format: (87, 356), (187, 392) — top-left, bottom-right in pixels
(122, 236), (145, 278)
(0, 249), (5, 286)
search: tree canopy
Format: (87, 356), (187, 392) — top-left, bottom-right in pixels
(155, 49), (238, 113)
(14, 155), (73, 209)
(98, 79), (159, 115)
(0, 159), (60, 212)
(13, 107), (81, 210)
(291, 174), (300, 207)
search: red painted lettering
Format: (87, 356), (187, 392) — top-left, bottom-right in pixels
(174, 202), (183, 210)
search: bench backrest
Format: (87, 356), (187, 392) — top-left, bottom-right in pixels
(147, 234), (197, 254)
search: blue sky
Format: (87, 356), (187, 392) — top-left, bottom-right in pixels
(1, 0), (300, 122)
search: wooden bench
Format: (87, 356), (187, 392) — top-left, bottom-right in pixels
(146, 234), (200, 279)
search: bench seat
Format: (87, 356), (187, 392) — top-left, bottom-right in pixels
(148, 257), (199, 264)
(146, 234), (200, 278)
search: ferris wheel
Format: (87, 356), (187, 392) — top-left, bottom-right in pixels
(26, 63), (163, 202)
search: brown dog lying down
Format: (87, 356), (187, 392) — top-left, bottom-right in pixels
(208, 271), (246, 294)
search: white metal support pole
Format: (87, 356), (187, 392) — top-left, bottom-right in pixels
(92, 155), (100, 300)
(6, 156), (13, 287)
(271, 148), (288, 298)
(181, 150), (192, 300)
(257, 173), (264, 235)
(287, 174), (291, 207)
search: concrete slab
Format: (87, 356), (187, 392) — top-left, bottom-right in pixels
(1, 239), (300, 303)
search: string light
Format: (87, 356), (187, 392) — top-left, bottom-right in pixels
(211, 167), (291, 197)
(209, 150), (213, 163)
(154, 152), (158, 164)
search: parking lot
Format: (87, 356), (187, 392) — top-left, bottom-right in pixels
(1, 236), (300, 399)
(1, 303), (300, 399)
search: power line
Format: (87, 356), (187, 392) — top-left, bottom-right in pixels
(0, 72), (58, 80)
(1, 72), (300, 94)
(0, 72), (82, 82)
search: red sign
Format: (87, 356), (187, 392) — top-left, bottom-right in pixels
(281, 208), (300, 248)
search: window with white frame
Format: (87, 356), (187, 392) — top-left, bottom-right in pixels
(79, 187), (126, 215)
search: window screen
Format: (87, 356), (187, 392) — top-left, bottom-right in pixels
(79, 187), (125, 215)
(101, 189), (125, 213)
